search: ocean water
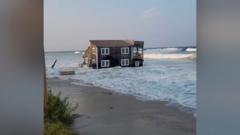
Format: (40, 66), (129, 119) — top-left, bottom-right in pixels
(45, 48), (196, 109)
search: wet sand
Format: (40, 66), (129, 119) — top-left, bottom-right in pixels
(48, 78), (196, 135)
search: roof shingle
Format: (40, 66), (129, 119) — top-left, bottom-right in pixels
(90, 40), (143, 47)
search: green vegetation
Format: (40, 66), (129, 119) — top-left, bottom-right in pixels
(45, 90), (78, 135)
(45, 121), (78, 135)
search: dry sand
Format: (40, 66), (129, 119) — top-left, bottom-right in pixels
(48, 78), (196, 135)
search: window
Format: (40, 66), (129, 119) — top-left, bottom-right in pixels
(121, 47), (129, 54)
(101, 48), (110, 55)
(101, 60), (110, 67)
(139, 48), (143, 54)
(133, 47), (137, 53)
(121, 59), (129, 66)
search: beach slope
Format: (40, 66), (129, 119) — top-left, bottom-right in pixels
(48, 78), (195, 135)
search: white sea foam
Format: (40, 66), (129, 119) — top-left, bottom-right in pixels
(144, 53), (196, 60)
(144, 48), (196, 60)
(45, 48), (196, 109)
(144, 48), (183, 53)
(186, 48), (197, 52)
(74, 51), (80, 54)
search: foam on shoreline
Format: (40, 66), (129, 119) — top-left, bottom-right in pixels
(45, 48), (196, 110)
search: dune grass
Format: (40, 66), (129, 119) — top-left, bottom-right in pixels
(45, 90), (78, 135)
(45, 121), (78, 135)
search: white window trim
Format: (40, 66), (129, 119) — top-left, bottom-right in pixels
(121, 47), (129, 54)
(101, 48), (110, 55)
(101, 60), (110, 67)
(121, 59), (129, 66)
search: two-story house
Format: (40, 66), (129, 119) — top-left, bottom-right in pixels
(82, 40), (144, 69)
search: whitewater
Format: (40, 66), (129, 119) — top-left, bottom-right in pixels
(45, 47), (196, 109)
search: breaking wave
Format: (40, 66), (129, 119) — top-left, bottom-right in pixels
(144, 48), (182, 53)
(45, 47), (196, 110)
(144, 53), (196, 60)
(144, 47), (196, 60)
(186, 48), (197, 52)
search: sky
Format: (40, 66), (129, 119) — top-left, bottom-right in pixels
(44, 0), (196, 52)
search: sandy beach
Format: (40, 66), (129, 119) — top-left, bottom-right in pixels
(48, 77), (196, 135)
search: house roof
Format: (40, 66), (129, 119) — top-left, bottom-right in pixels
(90, 40), (144, 47)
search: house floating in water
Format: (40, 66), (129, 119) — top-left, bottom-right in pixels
(83, 40), (144, 69)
